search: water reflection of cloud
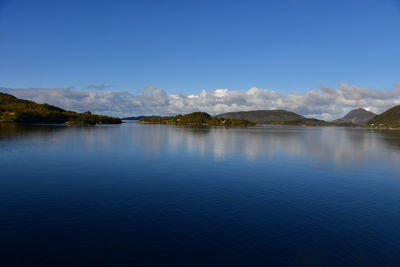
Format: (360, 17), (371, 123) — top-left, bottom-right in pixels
(131, 125), (400, 170)
(2, 123), (400, 170)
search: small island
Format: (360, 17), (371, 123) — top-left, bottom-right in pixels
(140, 112), (255, 126)
(0, 93), (121, 125)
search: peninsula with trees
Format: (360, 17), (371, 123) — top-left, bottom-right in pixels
(0, 92), (121, 125)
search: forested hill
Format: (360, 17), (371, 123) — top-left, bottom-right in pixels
(0, 92), (121, 125)
(367, 105), (400, 128)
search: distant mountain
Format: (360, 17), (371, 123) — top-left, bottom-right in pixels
(122, 115), (162, 120)
(332, 108), (376, 125)
(0, 92), (121, 125)
(215, 110), (328, 125)
(367, 105), (400, 128)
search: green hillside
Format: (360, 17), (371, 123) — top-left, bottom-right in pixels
(0, 92), (121, 125)
(367, 105), (400, 128)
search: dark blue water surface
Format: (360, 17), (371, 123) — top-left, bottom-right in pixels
(1, 123), (400, 266)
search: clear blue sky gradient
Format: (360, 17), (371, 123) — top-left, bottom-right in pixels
(0, 0), (399, 95)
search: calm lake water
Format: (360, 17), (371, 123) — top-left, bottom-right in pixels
(1, 123), (400, 266)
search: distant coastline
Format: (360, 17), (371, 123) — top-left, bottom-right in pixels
(136, 106), (400, 129)
(2, 92), (400, 129)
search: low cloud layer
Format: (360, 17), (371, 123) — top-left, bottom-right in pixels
(1, 82), (400, 120)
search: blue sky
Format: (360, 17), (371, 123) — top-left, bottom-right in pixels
(0, 0), (399, 95)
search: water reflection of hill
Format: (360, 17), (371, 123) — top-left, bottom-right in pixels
(0, 123), (66, 138)
(372, 129), (400, 149)
(0, 123), (120, 152)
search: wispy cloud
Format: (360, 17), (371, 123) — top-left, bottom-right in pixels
(1, 82), (400, 120)
(84, 84), (110, 90)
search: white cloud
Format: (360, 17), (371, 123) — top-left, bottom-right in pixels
(1, 82), (400, 120)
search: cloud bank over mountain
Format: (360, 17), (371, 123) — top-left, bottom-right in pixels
(1, 82), (400, 120)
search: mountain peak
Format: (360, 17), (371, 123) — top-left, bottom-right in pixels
(333, 108), (376, 125)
